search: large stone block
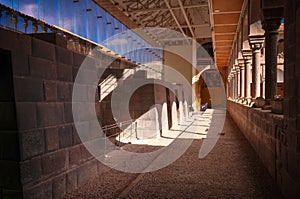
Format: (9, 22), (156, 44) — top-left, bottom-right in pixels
(11, 52), (30, 76)
(23, 180), (52, 199)
(32, 38), (55, 61)
(41, 150), (66, 176)
(15, 102), (37, 130)
(30, 33), (67, 48)
(20, 157), (42, 185)
(14, 77), (44, 102)
(36, 103), (64, 127)
(0, 28), (31, 55)
(43, 80), (57, 102)
(44, 127), (59, 152)
(69, 145), (81, 166)
(56, 47), (74, 65)
(73, 53), (86, 67)
(64, 102), (74, 124)
(57, 82), (72, 102)
(58, 125), (73, 149)
(72, 125), (82, 145)
(20, 129), (45, 160)
(58, 63), (73, 82)
(52, 173), (66, 199)
(29, 56), (57, 80)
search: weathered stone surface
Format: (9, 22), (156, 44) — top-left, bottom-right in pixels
(59, 125), (73, 149)
(43, 80), (57, 101)
(36, 103), (64, 127)
(20, 157), (42, 185)
(20, 129), (45, 160)
(52, 173), (66, 199)
(15, 103), (37, 130)
(58, 63), (73, 82)
(11, 52), (30, 76)
(14, 77), (44, 102)
(29, 56), (57, 80)
(44, 127), (59, 152)
(32, 38), (55, 61)
(23, 180), (52, 199)
(69, 145), (81, 166)
(41, 150), (66, 176)
(57, 82), (72, 102)
(0, 28), (31, 55)
(56, 46), (74, 65)
(64, 103), (74, 124)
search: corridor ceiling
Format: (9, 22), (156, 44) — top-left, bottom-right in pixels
(93, 0), (244, 68)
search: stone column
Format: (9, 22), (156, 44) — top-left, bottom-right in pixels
(232, 70), (236, 99)
(234, 70), (239, 99)
(235, 65), (241, 98)
(249, 36), (264, 98)
(261, 63), (266, 98)
(263, 18), (281, 99)
(238, 58), (245, 98)
(230, 75), (233, 99)
(242, 50), (252, 99)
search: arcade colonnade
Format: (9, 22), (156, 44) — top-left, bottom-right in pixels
(227, 0), (284, 101)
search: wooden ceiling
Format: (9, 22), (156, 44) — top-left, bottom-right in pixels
(93, 0), (245, 68)
(210, 0), (244, 68)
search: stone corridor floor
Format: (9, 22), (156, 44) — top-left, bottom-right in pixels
(64, 110), (283, 199)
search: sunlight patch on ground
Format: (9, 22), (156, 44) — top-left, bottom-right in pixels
(116, 109), (215, 147)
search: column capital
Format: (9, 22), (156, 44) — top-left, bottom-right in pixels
(242, 49), (252, 62)
(262, 5), (283, 34)
(238, 58), (245, 69)
(262, 18), (282, 33)
(249, 35), (264, 52)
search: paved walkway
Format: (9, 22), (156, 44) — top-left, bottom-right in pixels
(64, 110), (283, 199)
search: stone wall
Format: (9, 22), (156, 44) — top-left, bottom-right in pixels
(227, 100), (300, 198)
(0, 49), (22, 198)
(0, 27), (185, 199)
(283, 0), (300, 198)
(0, 28), (136, 199)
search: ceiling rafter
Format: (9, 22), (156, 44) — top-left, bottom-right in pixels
(127, 3), (208, 13)
(178, 0), (195, 38)
(163, 0), (185, 36)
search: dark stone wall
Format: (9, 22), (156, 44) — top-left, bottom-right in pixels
(282, 0), (300, 198)
(0, 28), (137, 199)
(227, 100), (284, 181)
(0, 49), (22, 198)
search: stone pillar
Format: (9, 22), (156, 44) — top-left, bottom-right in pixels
(242, 50), (252, 99)
(263, 18), (281, 99)
(235, 65), (241, 98)
(261, 63), (266, 98)
(249, 36), (264, 98)
(238, 58), (245, 98)
(230, 73), (234, 99)
(234, 70), (238, 99)
(232, 70), (236, 99)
